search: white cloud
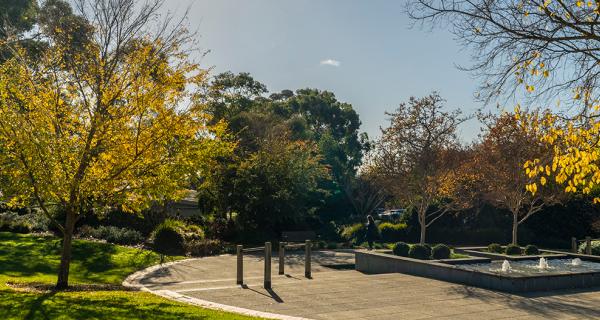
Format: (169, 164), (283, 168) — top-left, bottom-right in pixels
(320, 59), (341, 67)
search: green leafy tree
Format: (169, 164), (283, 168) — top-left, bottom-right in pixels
(0, 0), (39, 61)
(268, 88), (368, 181)
(232, 129), (330, 239)
(198, 73), (369, 229)
(0, 0), (38, 37)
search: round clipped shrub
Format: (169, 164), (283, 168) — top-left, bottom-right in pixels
(505, 244), (522, 255)
(408, 244), (430, 260)
(487, 243), (503, 254)
(152, 219), (185, 255)
(423, 243), (432, 258)
(524, 244), (539, 255)
(392, 242), (410, 256)
(431, 244), (451, 259)
(378, 222), (408, 242)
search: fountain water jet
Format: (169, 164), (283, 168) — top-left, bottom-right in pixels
(572, 258), (582, 266)
(538, 257), (549, 270)
(501, 260), (511, 272)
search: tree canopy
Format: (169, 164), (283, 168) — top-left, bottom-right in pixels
(197, 72), (369, 237)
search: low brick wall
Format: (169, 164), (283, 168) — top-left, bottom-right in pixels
(355, 251), (600, 293)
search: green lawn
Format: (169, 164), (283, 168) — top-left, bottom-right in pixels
(449, 252), (470, 259)
(0, 232), (259, 320)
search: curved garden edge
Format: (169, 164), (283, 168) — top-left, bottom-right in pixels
(122, 257), (313, 320)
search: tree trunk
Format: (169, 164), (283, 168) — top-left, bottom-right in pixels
(56, 210), (77, 290)
(511, 212), (518, 245)
(419, 211), (427, 244)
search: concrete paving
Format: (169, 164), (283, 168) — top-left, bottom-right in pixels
(130, 250), (600, 320)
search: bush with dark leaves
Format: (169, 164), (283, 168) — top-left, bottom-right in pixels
(431, 244), (451, 259)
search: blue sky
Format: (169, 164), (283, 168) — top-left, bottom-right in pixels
(166, 0), (486, 141)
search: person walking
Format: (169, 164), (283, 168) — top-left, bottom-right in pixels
(365, 215), (379, 250)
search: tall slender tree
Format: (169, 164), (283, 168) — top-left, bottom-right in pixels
(371, 93), (468, 244)
(473, 112), (563, 244)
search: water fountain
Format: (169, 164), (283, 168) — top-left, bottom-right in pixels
(538, 257), (549, 270)
(501, 260), (511, 272)
(572, 258), (582, 266)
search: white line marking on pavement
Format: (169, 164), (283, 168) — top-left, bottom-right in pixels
(173, 279), (307, 293)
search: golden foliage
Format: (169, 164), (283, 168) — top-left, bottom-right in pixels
(0, 34), (234, 214)
(517, 107), (600, 201)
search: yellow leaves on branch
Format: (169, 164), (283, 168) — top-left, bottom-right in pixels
(514, 54), (549, 93)
(517, 105), (600, 201)
(526, 182), (538, 194)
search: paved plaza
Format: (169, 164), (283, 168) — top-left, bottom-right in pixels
(128, 250), (600, 319)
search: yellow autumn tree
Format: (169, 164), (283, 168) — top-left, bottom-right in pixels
(474, 112), (564, 245)
(0, 0), (233, 289)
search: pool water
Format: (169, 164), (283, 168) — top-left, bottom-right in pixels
(455, 258), (600, 277)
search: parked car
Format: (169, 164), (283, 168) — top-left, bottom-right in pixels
(378, 209), (405, 221)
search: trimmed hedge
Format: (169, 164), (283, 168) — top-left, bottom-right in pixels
(487, 243), (503, 253)
(378, 222), (408, 242)
(431, 244), (451, 259)
(423, 243), (432, 257)
(505, 244), (522, 255)
(524, 244), (539, 255)
(409, 244), (430, 260)
(392, 242), (410, 257)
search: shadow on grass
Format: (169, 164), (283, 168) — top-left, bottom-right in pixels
(0, 232), (163, 285)
(0, 288), (218, 320)
(71, 241), (117, 273)
(24, 291), (56, 320)
(0, 233), (59, 278)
